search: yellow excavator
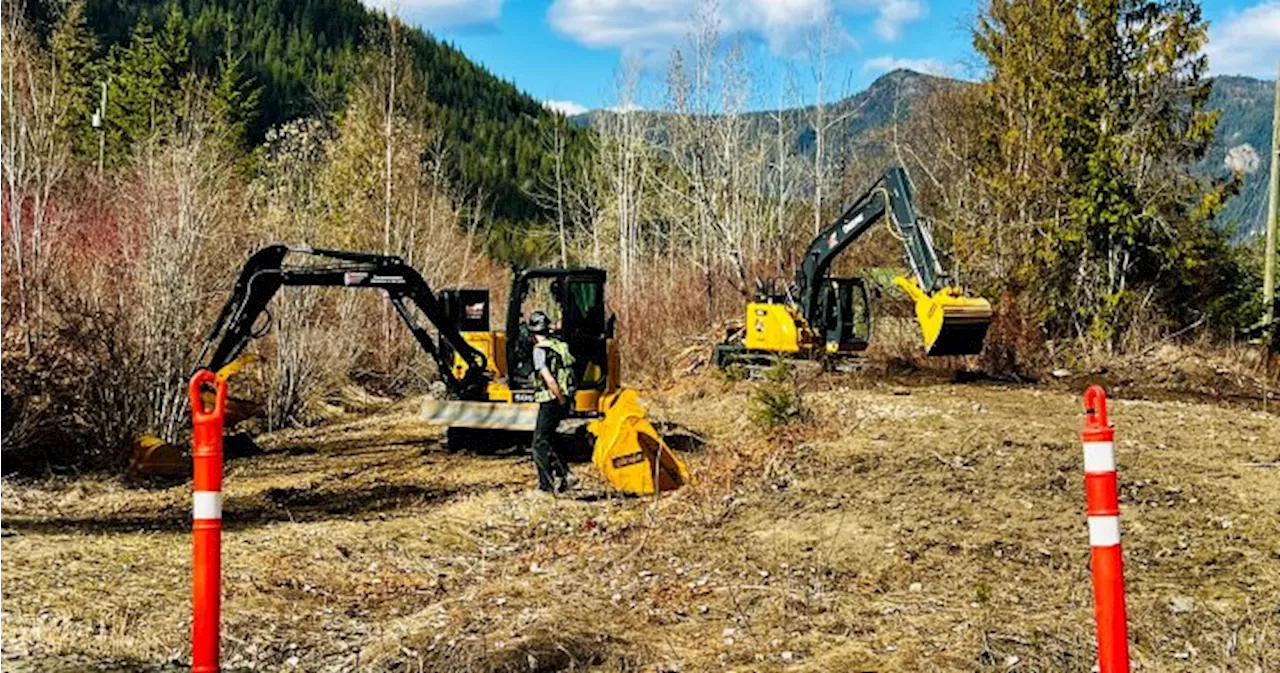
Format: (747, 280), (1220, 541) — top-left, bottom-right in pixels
(140, 244), (687, 494)
(715, 167), (992, 367)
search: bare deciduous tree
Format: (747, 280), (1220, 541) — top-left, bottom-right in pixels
(1, 4), (79, 356)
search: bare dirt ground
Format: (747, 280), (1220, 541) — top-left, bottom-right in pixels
(3, 369), (1278, 672)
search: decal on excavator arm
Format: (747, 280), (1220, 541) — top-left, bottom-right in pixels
(842, 213), (864, 233)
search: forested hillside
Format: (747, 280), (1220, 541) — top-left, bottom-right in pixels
(38, 0), (1274, 242)
(24, 0), (592, 247)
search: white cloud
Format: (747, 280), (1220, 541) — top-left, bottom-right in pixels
(870, 0), (925, 41)
(547, 0), (926, 55)
(606, 102), (645, 113)
(862, 55), (951, 77)
(547, 0), (695, 51)
(1205, 1), (1280, 77)
(543, 99), (590, 116)
(362, 0), (502, 29)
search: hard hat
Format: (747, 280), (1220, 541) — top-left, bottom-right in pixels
(528, 310), (552, 334)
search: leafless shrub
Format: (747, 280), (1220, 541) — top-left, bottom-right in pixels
(1, 2), (77, 358)
(64, 300), (148, 463)
(2, 76), (245, 472)
(120, 86), (243, 441)
(253, 291), (352, 430)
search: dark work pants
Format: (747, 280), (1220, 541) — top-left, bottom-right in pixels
(532, 400), (569, 491)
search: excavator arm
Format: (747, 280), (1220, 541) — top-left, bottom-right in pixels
(794, 167), (991, 356)
(193, 244), (490, 400)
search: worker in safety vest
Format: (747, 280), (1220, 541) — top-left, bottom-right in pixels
(527, 310), (577, 494)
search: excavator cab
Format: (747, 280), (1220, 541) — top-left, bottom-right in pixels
(503, 268), (615, 409)
(436, 267), (618, 415)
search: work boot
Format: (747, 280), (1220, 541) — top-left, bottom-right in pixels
(555, 472), (579, 494)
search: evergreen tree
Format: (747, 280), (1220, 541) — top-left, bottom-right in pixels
(970, 0), (1242, 345)
(49, 1), (98, 156)
(102, 12), (190, 162)
(208, 49), (261, 149)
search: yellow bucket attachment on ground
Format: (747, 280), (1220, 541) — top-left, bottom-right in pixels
(894, 277), (993, 356)
(589, 389), (690, 495)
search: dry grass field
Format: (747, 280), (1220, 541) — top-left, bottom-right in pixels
(3, 362), (1278, 672)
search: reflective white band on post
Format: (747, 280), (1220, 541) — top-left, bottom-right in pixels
(1082, 442), (1116, 473)
(193, 491), (223, 520)
(1088, 515), (1121, 547)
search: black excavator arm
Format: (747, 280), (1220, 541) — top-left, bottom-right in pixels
(794, 166), (945, 324)
(193, 244), (490, 400)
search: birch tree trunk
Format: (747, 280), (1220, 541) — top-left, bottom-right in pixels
(2, 19), (33, 355)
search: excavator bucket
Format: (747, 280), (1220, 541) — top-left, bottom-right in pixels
(129, 357), (259, 477)
(129, 434), (188, 477)
(923, 294), (993, 356)
(588, 389), (690, 495)
(894, 277), (993, 356)
(419, 399), (539, 431)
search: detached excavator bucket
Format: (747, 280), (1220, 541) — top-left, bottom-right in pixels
(894, 277), (993, 356)
(588, 389), (690, 495)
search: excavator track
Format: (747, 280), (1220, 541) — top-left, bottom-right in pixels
(713, 343), (851, 377)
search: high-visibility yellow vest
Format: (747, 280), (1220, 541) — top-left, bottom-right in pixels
(533, 338), (576, 403)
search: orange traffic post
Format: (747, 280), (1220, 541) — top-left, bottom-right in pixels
(1081, 385), (1130, 673)
(190, 370), (227, 673)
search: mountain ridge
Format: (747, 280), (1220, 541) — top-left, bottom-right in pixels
(575, 69), (1274, 236)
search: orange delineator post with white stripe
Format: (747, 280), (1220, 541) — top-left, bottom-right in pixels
(190, 370), (227, 673)
(1081, 385), (1130, 673)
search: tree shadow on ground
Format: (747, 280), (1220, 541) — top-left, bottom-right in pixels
(0, 654), (189, 673)
(0, 482), (475, 536)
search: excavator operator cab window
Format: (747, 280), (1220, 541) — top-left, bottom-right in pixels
(564, 280), (604, 337)
(506, 269), (610, 394)
(440, 289), (490, 332)
(754, 278), (789, 304)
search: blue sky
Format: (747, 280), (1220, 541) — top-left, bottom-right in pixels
(371, 0), (1280, 113)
